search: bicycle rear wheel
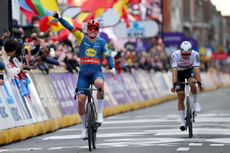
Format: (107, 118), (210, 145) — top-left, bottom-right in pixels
(86, 103), (93, 151)
(186, 96), (193, 138)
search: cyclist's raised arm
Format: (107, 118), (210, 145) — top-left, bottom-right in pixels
(53, 11), (84, 46)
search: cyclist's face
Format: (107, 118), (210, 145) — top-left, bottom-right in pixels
(181, 50), (191, 59)
(87, 25), (99, 38)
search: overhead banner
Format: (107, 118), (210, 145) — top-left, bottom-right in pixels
(114, 20), (159, 38)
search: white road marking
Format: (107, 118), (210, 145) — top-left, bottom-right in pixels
(188, 143), (203, 146)
(0, 148), (43, 152)
(43, 132), (144, 140)
(59, 124), (179, 132)
(41, 112), (230, 150)
(206, 138), (230, 144)
(176, 147), (190, 151)
(104, 118), (175, 124)
(104, 138), (183, 144)
(210, 144), (224, 146)
(48, 146), (78, 150)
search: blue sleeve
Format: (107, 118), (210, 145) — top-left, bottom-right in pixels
(101, 40), (115, 69)
(106, 56), (115, 69)
(59, 18), (74, 31)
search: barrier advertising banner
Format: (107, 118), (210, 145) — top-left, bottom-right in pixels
(1, 81), (25, 126)
(10, 79), (33, 124)
(119, 73), (144, 102)
(29, 73), (63, 119)
(104, 74), (132, 105)
(132, 71), (156, 100)
(0, 90), (15, 130)
(49, 73), (77, 115)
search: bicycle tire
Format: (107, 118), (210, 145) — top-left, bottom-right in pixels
(90, 96), (97, 149)
(186, 96), (193, 138)
(86, 102), (93, 151)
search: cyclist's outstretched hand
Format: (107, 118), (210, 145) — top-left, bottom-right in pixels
(197, 81), (204, 92)
(110, 68), (117, 78)
(171, 87), (176, 93)
(52, 11), (60, 19)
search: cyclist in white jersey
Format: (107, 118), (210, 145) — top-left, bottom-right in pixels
(171, 41), (203, 131)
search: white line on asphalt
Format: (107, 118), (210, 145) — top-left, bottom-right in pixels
(188, 143), (203, 146)
(176, 147), (190, 151)
(59, 124), (179, 132)
(206, 138), (230, 144)
(210, 144), (224, 146)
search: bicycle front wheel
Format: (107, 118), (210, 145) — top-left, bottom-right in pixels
(86, 103), (93, 151)
(186, 96), (193, 138)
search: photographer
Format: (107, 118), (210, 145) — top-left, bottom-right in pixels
(0, 61), (5, 86)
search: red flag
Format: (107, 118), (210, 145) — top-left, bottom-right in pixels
(83, 12), (95, 22)
(81, 0), (117, 12)
(20, 7), (35, 23)
(39, 16), (50, 32)
(122, 7), (130, 28)
(128, 0), (141, 4)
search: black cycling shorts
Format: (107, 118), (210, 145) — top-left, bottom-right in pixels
(177, 68), (195, 92)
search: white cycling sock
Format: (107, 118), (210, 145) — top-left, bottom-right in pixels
(97, 99), (104, 114)
(80, 114), (86, 129)
(193, 94), (198, 103)
(179, 110), (185, 123)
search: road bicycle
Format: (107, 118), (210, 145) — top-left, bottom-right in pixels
(76, 83), (101, 151)
(177, 78), (197, 138)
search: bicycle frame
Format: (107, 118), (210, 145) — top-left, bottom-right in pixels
(84, 84), (100, 151)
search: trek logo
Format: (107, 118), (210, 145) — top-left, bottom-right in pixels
(86, 49), (97, 57)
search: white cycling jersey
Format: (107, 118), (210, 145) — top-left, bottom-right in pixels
(171, 50), (200, 71)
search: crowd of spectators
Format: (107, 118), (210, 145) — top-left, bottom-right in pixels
(0, 16), (229, 81)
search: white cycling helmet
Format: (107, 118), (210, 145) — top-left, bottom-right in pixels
(180, 41), (192, 55)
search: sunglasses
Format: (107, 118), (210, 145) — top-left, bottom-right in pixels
(181, 52), (191, 56)
(87, 25), (99, 31)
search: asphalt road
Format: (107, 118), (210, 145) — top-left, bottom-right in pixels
(1, 88), (230, 153)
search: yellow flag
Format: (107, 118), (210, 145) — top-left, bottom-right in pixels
(40, 0), (60, 12)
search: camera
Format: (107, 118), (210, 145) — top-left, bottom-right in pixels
(0, 73), (3, 80)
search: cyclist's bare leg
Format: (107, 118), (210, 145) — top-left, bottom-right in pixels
(188, 77), (201, 112)
(188, 78), (198, 94)
(78, 94), (87, 115)
(94, 78), (104, 100)
(78, 94), (87, 129)
(178, 91), (186, 130)
(94, 78), (104, 123)
(177, 92), (185, 110)
(77, 94), (87, 138)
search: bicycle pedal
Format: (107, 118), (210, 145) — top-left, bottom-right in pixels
(83, 137), (88, 141)
(96, 122), (102, 127)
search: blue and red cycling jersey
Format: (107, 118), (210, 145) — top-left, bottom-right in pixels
(59, 18), (115, 95)
(59, 18), (115, 72)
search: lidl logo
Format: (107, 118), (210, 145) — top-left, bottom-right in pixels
(86, 49), (97, 57)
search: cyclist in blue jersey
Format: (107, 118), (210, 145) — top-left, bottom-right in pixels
(53, 11), (116, 139)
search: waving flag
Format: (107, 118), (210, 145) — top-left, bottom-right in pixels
(19, 0), (53, 17)
(67, 0), (87, 6)
(39, 16), (82, 32)
(113, 0), (130, 27)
